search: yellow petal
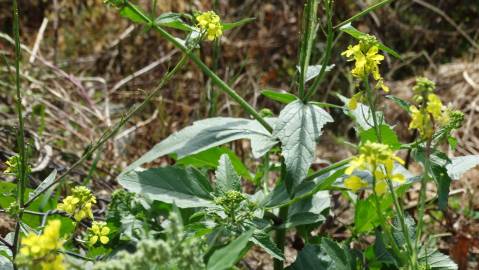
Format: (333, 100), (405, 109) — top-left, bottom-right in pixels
(89, 235), (98, 246)
(100, 236), (109, 245)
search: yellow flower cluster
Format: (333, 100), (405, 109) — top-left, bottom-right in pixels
(408, 77), (452, 139)
(17, 220), (66, 270)
(341, 35), (389, 93)
(409, 94), (446, 139)
(57, 186), (96, 221)
(196, 11), (223, 41)
(344, 142), (405, 194)
(88, 221), (110, 246)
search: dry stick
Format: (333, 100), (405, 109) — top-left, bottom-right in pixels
(24, 55), (188, 207)
(412, 0), (479, 50)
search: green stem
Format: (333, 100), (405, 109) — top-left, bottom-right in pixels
(305, 0), (334, 101)
(334, 0), (394, 29)
(298, 0), (318, 100)
(364, 76), (415, 267)
(25, 55), (189, 207)
(415, 140), (432, 257)
(12, 0), (27, 263)
(273, 206), (289, 270)
(371, 172), (402, 267)
(125, 2), (273, 133)
(364, 76), (382, 141)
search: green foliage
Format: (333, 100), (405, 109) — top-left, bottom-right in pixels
(273, 100), (333, 193)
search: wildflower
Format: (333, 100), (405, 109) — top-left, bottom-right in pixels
(345, 142), (405, 194)
(344, 175), (368, 192)
(341, 35), (388, 92)
(348, 91), (364, 110)
(196, 11), (223, 41)
(57, 186), (96, 221)
(88, 221), (110, 246)
(17, 220), (66, 270)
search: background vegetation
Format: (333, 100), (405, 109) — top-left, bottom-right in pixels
(1, 0), (479, 269)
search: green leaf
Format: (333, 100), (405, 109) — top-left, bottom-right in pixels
(118, 166), (214, 208)
(273, 100), (333, 193)
(119, 6), (148, 24)
(176, 146), (253, 181)
(385, 95), (411, 112)
(207, 230), (254, 270)
(122, 117), (277, 173)
(28, 169), (57, 202)
(261, 90), (298, 104)
(432, 165), (452, 210)
(321, 238), (355, 270)
(284, 191), (330, 228)
(263, 167), (345, 208)
(286, 244), (334, 270)
(222, 17), (256, 31)
(354, 198), (379, 233)
(446, 155), (479, 180)
(155, 12), (195, 31)
(215, 154), (241, 194)
(339, 23), (400, 58)
(251, 231), (284, 260)
(359, 125), (400, 150)
(419, 250), (458, 270)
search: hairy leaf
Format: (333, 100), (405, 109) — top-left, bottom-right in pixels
(123, 117), (277, 173)
(215, 154), (241, 194)
(273, 100), (333, 193)
(118, 166), (214, 208)
(286, 244), (334, 270)
(252, 232), (284, 260)
(446, 155), (479, 180)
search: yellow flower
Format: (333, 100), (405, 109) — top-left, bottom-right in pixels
(89, 221), (110, 246)
(426, 94), (443, 121)
(345, 142), (405, 195)
(344, 175), (368, 192)
(57, 186), (96, 221)
(196, 11), (223, 41)
(342, 36), (389, 92)
(342, 43), (384, 80)
(348, 91), (364, 110)
(17, 220), (66, 270)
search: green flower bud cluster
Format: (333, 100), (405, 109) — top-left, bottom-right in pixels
(212, 190), (257, 231)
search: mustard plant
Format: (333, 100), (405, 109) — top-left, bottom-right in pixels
(3, 0), (478, 270)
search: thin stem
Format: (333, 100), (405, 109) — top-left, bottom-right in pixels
(364, 76), (415, 267)
(12, 0), (27, 262)
(273, 206), (289, 270)
(305, 0), (334, 101)
(298, 0), (318, 100)
(25, 55), (189, 207)
(415, 139), (432, 256)
(364, 76), (382, 141)
(334, 0), (394, 29)
(371, 172), (403, 267)
(125, 2), (273, 133)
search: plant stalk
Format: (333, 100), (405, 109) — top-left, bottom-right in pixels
(273, 205), (289, 270)
(25, 55), (189, 207)
(12, 0), (27, 264)
(125, 2), (273, 133)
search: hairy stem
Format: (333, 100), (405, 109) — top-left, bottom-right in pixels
(273, 205), (289, 270)
(12, 0), (27, 264)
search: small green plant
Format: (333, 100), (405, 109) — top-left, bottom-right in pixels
(2, 0), (479, 270)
